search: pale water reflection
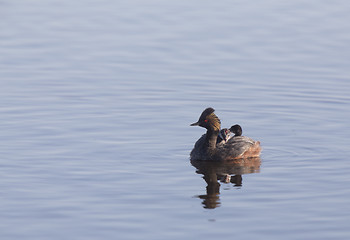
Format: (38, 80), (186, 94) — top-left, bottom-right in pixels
(191, 158), (261, 209)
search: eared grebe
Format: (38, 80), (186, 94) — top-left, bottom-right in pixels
(230, 124), (242, 137)
(217, 128), (231, 145)
(190, 108), (261, 161)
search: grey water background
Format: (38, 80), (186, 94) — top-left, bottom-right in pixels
(1, 1), (350, 239)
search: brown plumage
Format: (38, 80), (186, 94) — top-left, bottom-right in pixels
(190, 108), (261, 161)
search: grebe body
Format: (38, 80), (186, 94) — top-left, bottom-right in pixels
(190, 108), (261, 161)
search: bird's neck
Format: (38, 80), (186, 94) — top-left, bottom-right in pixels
(205, 128), (219, 153)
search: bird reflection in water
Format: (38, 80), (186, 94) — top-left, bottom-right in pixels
(191, 157), (261, 209)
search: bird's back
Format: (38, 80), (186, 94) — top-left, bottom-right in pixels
(191, 134), (261, 161)
(218, 136), (261, 160)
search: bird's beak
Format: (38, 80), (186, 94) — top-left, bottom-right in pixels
(190, 121), (199, 126)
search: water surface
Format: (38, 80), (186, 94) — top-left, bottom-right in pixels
(1, 1), (350, 239)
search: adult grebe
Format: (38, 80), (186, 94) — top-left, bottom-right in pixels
(190, 108), (261, 161)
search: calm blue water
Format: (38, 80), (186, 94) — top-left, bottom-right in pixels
(1, 1), (350, 239)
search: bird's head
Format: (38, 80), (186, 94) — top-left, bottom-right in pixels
(190, 107), (221, 132)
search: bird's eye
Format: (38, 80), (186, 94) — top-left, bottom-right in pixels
(204, 119), (208, 123)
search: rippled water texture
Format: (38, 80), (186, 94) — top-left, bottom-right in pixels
(1, 1), (350, 240)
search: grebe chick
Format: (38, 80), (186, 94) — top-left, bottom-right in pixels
(217, 125), (242, 145)
(230, 124), (242, 137)
(190, 108), (261, 161)
(217, 128), (231, 145)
